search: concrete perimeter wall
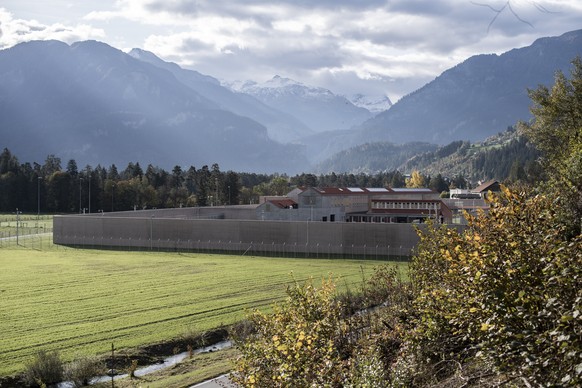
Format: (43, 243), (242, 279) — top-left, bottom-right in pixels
(54, 215), (465, 258)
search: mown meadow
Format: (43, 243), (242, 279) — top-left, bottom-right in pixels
(0, 234), (400, 377)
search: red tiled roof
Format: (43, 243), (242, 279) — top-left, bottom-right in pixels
(269, 199), (297, 209)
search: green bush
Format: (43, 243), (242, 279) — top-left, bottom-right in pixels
(23, 350), (64, 387)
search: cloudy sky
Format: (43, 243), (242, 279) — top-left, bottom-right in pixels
(1, 1), (581, 101)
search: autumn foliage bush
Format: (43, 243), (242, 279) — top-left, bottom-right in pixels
(231, 277), (350, 387)
(410, 188), (581, 386)
(231, 272), (411, 387)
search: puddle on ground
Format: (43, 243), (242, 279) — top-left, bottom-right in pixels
(57, 340), (232, 387)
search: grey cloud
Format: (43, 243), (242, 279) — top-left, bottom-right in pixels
(139, 0), (582, 101)
(385, 0), (456, 16)
(202, 39), (344, 73)
(180, 36), (213, 51)
(143, 0), (392, 30)
(145, 0), (201, 16)
(266, 46), (344, 71)
(146, 0), (389, 16)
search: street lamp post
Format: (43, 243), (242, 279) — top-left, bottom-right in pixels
(37, 176), (42, 219)
(79, 178), (83, 214)
(111, 183), (115, 212)
(88, 174), (91, 214)
(150, 215), (154, 250)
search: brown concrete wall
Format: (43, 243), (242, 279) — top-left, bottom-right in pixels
(54, 215), (465, 258)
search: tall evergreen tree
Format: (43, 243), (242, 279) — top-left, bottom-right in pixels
(0, 148), (18, 175)
(42, 155), (61, 176)
(196, 165), (211, 206)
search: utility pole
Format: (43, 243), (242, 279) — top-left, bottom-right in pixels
(88, 171), (91, 214)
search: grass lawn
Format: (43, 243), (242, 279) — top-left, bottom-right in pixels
(0, 244), (404, 378)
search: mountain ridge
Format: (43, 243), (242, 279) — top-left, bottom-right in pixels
(358, 29), (582, 145)
(225, 75), (374, 132)
(128, 49), (314, 143)
(307, 29), (582, 166)
(0, 40), (307, 173)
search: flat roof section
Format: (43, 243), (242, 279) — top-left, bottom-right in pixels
(390, 188), (434, 193)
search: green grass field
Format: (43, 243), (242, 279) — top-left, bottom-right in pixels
(0, 242), (402, 377)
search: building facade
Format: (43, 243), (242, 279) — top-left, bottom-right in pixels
(256, 187), (452, 224)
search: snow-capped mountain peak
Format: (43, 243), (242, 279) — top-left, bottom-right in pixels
(222, 75), (374, 132)
(346, 94), (393, 113)
(264, 75), (302, 88)
(227, 75), (334, 100)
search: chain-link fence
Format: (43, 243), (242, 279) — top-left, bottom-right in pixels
(0, 215), (54, 250)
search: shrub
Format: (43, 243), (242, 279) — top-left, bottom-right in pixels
(344, 338), (388, 388)
(410, 188), (582, 386)
(407, 221), (474, 382)
(232, 269), (411, 387)
(23, 350), (64, 387)
(231, 277), (349, 387)
(128, 359), (138, 378)
(64, 354), (106, 387)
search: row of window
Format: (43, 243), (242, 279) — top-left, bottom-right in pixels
(371, 201), (441, 210)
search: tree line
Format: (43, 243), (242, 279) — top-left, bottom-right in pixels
(0, 152), (243, 214)
(0, 148), (473, 214)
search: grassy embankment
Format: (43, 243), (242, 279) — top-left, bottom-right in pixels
(0, 227), (403, 382)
